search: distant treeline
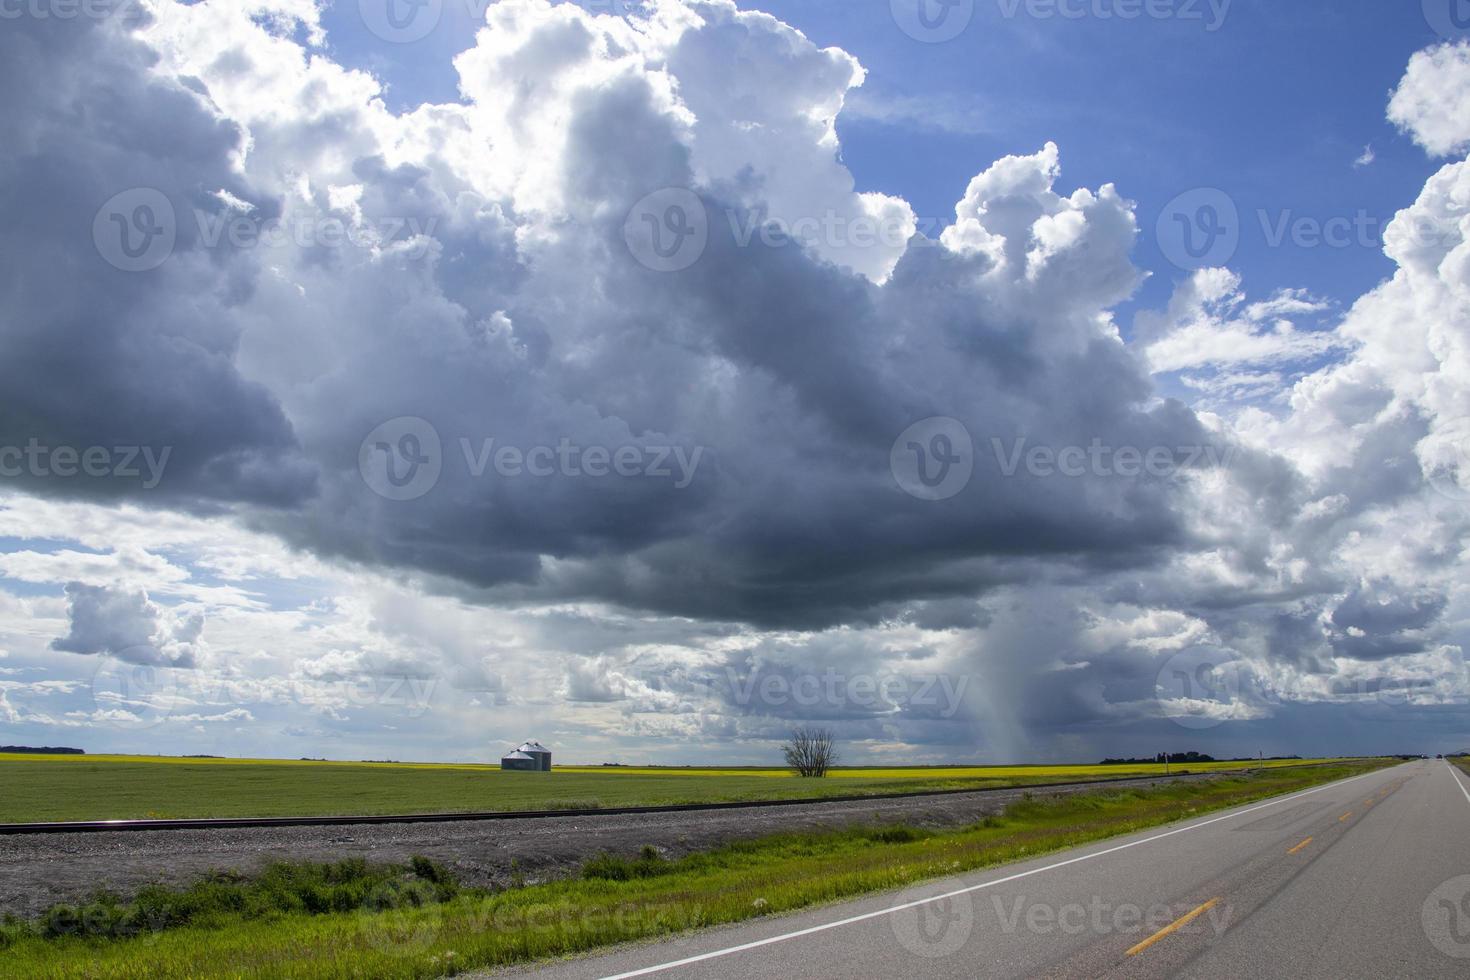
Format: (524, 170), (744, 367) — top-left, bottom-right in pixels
(1, 745), (85, 755)
(1100, 753), (1305, 765)
(1099, 758), (1211, 769)
(1101, 752), (1216, 765)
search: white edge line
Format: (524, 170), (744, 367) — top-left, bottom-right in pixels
(597, 764), (1394, 980)
(1447, 759), (1470, 806)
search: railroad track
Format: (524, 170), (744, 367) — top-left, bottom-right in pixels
(0, 768), (1252, 835)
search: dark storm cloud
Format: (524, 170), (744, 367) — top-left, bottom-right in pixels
(3, 2), (1467, 764)
(0, 13), (314, 511)
(1329, 584), (1447, 661)
(0, 10), (1223, 634)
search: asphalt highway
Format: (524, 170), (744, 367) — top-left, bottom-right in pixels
(504, 760), (1470, 979)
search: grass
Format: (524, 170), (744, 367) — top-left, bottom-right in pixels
(1, 857), (457, 945)
(0, 759), (1393, 979)
(0, 753), (1341, 823)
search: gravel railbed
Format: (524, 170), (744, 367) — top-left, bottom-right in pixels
(0, 772), (1222, 918)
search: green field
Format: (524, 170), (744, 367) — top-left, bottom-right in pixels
(0, 760), (1394, 979)
(0, 753), (1340, 823)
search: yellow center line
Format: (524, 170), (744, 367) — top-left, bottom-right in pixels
(1126, 898), (1221, 957)
(1339, 811), (1352, 821)
(1287, 837), (1314, 855)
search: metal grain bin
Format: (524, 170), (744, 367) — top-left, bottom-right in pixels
(501, 741), (551, 771)
(500, 749), (539, 771)
(516, 740), (552, 771)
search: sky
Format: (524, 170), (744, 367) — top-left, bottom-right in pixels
(1, 0), (1469, 765)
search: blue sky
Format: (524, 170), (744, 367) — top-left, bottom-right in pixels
(2, 1), (1468, 764)
(319, 0), (1445, 318)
